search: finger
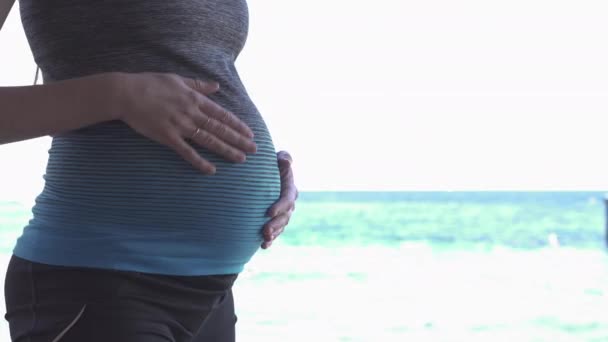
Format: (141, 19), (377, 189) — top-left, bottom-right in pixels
(267, 196), (293, 218)
(269, 176), (297, 217)
(277, 150), (293, 165)
(266, 159), (297, 217)
(196, 115), (257, 154)
(182, 77), (220, 95)
(166, 132), (217, 174)
(262, 219), (278, 240)
(279, 153), (299, 201)
(198, 98), (255, 139)
(191, 128), (247, 163)
(266, 183), (296, 217)
(176, 114), (248, 163)
(279, 157), (296, 195)
(261, 240), (273, 249)
(262, 225), (285, 244)
(262, 212), (291, 240)
(262, 217), (277, 240)
(271, 225), (285, 240)
(181, 76), (254, 139)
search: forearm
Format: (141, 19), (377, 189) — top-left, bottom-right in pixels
(0, 72), (124, 145)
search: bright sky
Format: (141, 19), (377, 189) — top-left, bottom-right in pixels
(1, 0), (608, 199)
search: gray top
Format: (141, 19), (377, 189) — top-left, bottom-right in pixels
(13, 0), (282, 275)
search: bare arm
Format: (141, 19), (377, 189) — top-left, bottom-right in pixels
(0, 0), (15, 31)
(0, 0), (257, 174)
(0, 70), (258, 174)
(0, 73), (121, 145)
(0, 0), (119, 145)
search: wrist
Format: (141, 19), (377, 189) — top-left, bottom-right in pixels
(92, 71), (130, 122)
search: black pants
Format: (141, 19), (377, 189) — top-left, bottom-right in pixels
(4, 255), (239, 342)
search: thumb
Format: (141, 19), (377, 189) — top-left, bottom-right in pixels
(277, 151), (293, 166)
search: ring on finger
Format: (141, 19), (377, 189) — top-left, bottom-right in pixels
(190, 127), (201, 140)
(202, 116), (212, 129)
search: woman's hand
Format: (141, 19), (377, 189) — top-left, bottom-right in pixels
(112, 72), (257, 175)
(262, 150), (298, 249)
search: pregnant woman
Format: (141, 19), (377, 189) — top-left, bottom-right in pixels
(0, 0), (298, 341)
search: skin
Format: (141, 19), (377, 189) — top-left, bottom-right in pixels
(0, 0), (297, 248)
(118, 72), (298, 247)
(262, 150), (298, 249)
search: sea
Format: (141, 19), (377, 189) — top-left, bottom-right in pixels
(1, 191), (608, 342)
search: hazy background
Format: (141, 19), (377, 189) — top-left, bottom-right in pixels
(2, 1), (608, 341)
(1, 0), (608, 197)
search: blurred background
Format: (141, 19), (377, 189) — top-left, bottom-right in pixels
(2, 0), (608, 341)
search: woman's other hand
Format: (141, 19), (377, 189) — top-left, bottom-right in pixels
(262, 151), (298, 249)
(112, 72), (257, 175)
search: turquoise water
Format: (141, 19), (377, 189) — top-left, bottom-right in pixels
(1, 191), (608, 341)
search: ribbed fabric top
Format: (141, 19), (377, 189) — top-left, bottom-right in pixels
(12, 0), (282, 275)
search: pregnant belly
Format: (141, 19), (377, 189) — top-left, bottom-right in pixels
(30, 117), (281, 265)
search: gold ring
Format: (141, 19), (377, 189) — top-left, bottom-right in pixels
(190, 127), (201, 140)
